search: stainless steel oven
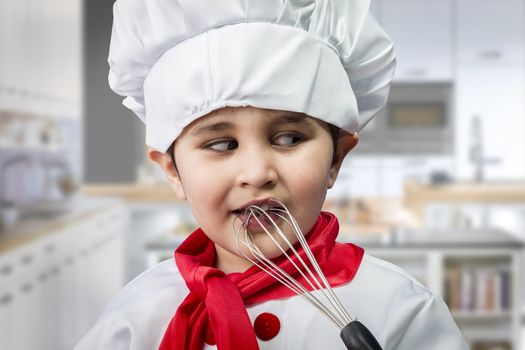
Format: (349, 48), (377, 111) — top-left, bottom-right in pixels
(355, 83), (454, 155)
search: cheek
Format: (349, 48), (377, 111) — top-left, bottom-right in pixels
(287, 149), (333, 194)
(178, 168), (228, 220)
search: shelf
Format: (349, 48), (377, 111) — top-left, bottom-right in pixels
(0, 145), (66, 155)
(452, 310), (513, 321)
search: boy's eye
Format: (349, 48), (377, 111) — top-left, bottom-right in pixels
(205, 139), (238, 151)
(273, 133), (303, 146)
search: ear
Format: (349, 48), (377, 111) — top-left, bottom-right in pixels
(327, 132), (358, 189)
(147, 147), (187, 200)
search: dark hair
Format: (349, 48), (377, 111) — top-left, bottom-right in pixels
(166, 123), (341, 170)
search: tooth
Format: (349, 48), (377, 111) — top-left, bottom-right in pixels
(261, 204), (270, 211)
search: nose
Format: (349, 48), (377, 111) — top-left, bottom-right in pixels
(235, 144), (278, 189)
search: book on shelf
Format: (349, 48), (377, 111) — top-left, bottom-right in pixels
(444, 264), (511, 314)
(472, 340), (511, 350)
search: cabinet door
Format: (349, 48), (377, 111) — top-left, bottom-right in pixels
(0, 252), (16, 349)
(0, 0), (7, 100)
(378, 0), (453, 81)
(0, 287), (15, 350)
(455, 66), (525, 180)
(2, 0), (17, 109)
(457, 0), (525, 65)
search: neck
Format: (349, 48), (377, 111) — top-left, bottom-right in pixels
(214, 245), (254, 274)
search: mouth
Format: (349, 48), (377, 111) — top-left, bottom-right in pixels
(232, 199), (286, 231)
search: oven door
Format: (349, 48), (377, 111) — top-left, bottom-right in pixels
(355, 83), (454, 155)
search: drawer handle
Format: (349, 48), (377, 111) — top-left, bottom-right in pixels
(0, 265), (13, 276)
(21, 255), (33, 265)
(0, 294), (13, 305)
(21, 282), (33, 293)
(478, 50), (502, 60)
(404, 68), (427, 77)
(44, 244), (56, 254)
(38, 272), (49, 282)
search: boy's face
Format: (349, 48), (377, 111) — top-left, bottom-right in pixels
(149, 107), (357, 273)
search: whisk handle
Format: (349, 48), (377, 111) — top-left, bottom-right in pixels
(340, 321), (383, 350)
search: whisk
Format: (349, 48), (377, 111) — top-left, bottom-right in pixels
(232, 200), (382, 350)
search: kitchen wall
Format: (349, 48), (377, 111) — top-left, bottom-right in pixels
(83, 0), (145, 183)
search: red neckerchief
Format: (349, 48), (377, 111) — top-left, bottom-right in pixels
(158, 212), (364, 350)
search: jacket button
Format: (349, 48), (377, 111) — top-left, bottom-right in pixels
(254, 312), (280, 341)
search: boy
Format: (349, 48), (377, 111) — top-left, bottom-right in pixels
(76, 0), (469, 349)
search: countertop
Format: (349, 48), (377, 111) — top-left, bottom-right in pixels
(82, 184), (414, 230)
(405, 181), (525, 203)
(82, 183), (180, 203)
(0, 196), (123, 254)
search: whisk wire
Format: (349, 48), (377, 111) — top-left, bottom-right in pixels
(234, 212), (345, 328)
(272, 208), (353, 326)
(232, 202), (354, 329)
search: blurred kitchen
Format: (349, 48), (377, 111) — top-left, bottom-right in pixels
(0, 0), (524, 349)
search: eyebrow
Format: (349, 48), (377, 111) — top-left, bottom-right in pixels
(274, 114), (310, 126)
(190, 113), (310, 136)
(191, 121), (234, 136)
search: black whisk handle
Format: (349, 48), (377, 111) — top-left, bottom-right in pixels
(340, 321), (383, 350)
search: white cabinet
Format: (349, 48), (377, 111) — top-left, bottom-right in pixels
(456, 0), (525, 66)
(455, 65), (525, 180)
(0, 0), (82, 118)
(0, 201), (127, 350)
(376, 0), (453, 81)
(454, 0), (525, 181)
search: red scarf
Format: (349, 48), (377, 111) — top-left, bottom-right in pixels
(159, 212), (364, 350)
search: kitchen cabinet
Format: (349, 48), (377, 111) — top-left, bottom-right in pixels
(454, 0), (525, 181)
(456, 0), (524, 66)
(0, 199), (127, 350)
(455, 65), (525, 180)
(365, 231), (522, 350)
(0, 0), (82, 118)
(376, 0), (453, 81)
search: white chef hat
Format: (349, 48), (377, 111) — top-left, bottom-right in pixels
(108, 0), (396, 152)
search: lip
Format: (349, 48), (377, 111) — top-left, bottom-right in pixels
(232, 198), (286, 230)
(232, 198), (283, 213)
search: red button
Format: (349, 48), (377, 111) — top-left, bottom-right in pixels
(254, 312), (280, 341)
(204, 323), (216, 345)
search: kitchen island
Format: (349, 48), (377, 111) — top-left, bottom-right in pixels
(146, 226), (522, 350)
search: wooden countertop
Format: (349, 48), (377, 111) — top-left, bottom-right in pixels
(0, 197), (122, 254)
(405, 181), (525, 203)
(405, 181), (525, 221)
(82, 184), (419, 234)
(83, 182), (525, 204)
(82, 183), (180, 203)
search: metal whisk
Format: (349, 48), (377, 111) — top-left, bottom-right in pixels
(232, 200), (383, 350)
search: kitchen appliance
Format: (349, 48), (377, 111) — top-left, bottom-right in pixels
(355, 82), (454, 155)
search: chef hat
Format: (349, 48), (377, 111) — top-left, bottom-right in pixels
(108, 0), (396, 152)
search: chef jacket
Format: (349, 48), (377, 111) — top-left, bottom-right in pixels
(75, 253), (469, 349)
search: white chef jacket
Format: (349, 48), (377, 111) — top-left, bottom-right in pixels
(75, 253), (469, 349)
